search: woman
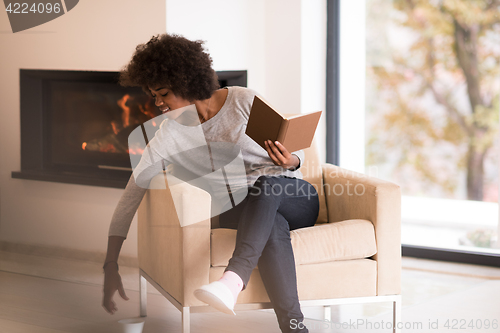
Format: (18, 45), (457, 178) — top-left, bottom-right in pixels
(102, 34), (319, 333)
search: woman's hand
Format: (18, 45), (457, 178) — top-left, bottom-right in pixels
(102, 264), (129, 314)
(264, 140), (300, 170)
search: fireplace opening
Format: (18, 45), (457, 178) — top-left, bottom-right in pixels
(48, 80), (158, 170)
(12, 69), (247, 188)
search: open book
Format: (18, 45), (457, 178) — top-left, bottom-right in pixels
(245, 95), (322, 152)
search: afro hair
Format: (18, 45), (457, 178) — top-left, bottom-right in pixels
(119, 34), (219, 101)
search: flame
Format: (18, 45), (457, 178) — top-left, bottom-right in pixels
(117, 94), (131, 128)
(127, 148), (145, 155)
(110, 121), (119, 135)
(100, 143), (117, 153)
(139, 103), (156, 119)
(127, 142), (145, 155)
(81, 94), (157, 155)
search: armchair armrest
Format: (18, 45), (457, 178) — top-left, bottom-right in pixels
(137, 172), (211, 306)
(321, 163), (401, 296)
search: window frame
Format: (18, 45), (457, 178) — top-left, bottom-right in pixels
(326, 0), (500, 268)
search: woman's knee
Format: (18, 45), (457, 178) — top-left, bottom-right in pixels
(297, 180), (318, 199)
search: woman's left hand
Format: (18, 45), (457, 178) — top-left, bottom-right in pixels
(265, 140), (300, 170)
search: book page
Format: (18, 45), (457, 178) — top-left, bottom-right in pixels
(281, 111), (322, 152)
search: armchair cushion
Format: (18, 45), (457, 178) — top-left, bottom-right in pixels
(211, 219), (377, 267)
(291, 219), (377, 265)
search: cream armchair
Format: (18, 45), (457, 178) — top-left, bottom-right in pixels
(137, 142), (402, 333)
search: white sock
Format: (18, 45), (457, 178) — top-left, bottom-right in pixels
(218, 270), (244, 302)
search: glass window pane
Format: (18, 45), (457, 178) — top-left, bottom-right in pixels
(365, 0), (500, 254)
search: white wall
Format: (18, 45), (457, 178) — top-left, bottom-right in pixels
(0, 0), (327, 257)
(166, 0), (327, 156)
(0, 0), (166, 257)
(301, 0), (327, 162)
(166, 0), (267, 93)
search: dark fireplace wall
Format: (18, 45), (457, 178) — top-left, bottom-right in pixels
(12, 69), (247, 188)
(48, 80), (157, 169)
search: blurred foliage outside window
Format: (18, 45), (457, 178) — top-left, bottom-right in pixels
(366, 0), (500, 203)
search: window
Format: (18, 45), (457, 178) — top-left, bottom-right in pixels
(331, 0), (500, 259)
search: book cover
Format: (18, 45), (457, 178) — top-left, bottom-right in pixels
(245, 96), (322, 152)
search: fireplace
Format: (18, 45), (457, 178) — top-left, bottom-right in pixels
(12, 69), (247, 188)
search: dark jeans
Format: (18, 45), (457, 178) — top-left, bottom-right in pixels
(219, 175), (320, 333)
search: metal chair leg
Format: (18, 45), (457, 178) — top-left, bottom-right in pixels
(323, 305), (332, 322)
(140, 274), (147, 317)
(393, 295), (402, 333)
(182, 307), (190, 333)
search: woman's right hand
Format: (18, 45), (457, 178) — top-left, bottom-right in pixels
(102, 263), (129, 314)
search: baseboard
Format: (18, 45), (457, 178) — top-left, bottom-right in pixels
(0, 241), (138, 267)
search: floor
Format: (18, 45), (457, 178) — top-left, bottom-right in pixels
(0, 251), (499, 333)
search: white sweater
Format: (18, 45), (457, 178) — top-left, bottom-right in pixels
(108, 86), (304, 238)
